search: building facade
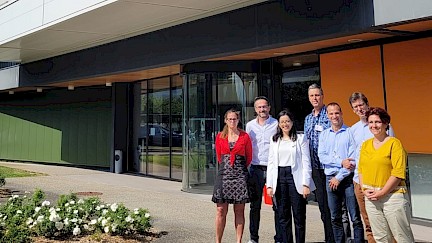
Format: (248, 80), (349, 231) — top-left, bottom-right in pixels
(1, 0), (431, 221)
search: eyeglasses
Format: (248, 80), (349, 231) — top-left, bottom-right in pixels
(226, 118), (238, 122)
(352, 103), (365, 110)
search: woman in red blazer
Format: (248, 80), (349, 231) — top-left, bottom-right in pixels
(212, 108), (252, 243)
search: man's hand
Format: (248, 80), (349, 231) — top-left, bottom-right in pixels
(329, 177), (340, 191)
(303, 186), (310, 199)
(267, 187), (274, 197)
(341, 158), (355, 171)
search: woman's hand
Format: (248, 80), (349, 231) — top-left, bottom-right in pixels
(364, 189), (384, 201)
(267, 187), (273, 197)
(303, 186), (310, 199)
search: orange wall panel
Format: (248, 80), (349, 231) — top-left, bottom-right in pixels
(384, 37), (432, 153)
(320, 46), (385, 126)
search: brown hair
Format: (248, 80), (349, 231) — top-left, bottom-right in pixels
(220, 108), (241, 139)
(366, 107), (391, 126)
(348, 92), (369, 106)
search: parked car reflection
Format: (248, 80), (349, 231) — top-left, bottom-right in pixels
(139, 124), (182, 147)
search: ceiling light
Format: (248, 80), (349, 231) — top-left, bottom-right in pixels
(106, 82), (112, 87)
(293, 62), (302, 67)
(36, 88), (43, 93)
(8, 91), (14, 95)
(68, 85), (74, 90)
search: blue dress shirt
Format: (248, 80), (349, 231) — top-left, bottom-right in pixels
(318, 124), (355, 181)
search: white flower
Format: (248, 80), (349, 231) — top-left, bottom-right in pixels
(65, 203), (69, 207)
(125, 216), (133, 223)
(104, 226), (109, 233)
(55, 222), (64, 230)
(71, 218), (78, 223)
(70, 200), (75, 205)
(49, 207), (55, 213)
(83, 224), (89, 230)
(134, 208), (139, 215)
(41, 200), (51, 207)
(101, 219), (107, 227)
(78, 199), (84, 204)
(112, 224), (117, 233)
(72, 226), (81, 236)
(56, 208), (60, 212)
(12, 195), (19, 199)
(64, 218), (69, 225)
(25, 191), (30, 194)
(73, 210), (78, 214)
(3, 216), (7, 220)
(67, 207), (72, 212)
(37, 215), (44, 222)
(35, 207), (41, 212)
(90, 219), (97, 225)
(16, 210), (22, 214)
(49, 213), (60, 222)
(95, 206), (100, 211)
(145, 213), (150, 218)
(26, 218), (33, 225)
(110, 203), (118, 212)
(102, 209), (108, 215)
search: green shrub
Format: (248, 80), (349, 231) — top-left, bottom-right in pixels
(0, 190), (152, 242)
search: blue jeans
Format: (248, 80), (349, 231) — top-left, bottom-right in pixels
(326, 174), (364, 243)
(249, 165), (281, 242)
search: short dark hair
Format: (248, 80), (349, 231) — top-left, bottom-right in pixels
(254, 96), (270, 106)
(349, 92), (369, 106)
(327, 102), (342, 112)
(366, 107), (390, 125)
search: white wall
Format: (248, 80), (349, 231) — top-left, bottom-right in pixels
(0, 0), (115, 44)
(374, 0), (432, 25)
(0, 65), (19, 90)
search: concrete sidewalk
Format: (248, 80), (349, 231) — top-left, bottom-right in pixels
(1, 162), (431, 242)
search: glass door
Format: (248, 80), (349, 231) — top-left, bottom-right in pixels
(182, 72), (257, 192)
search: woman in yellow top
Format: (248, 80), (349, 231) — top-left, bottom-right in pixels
(358, 107), (414, 243)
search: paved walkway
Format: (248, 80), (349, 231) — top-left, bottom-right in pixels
(1, 162), (431, 242)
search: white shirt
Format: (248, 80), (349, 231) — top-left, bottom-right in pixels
(278, 139), (296, 167)
(246, 116), (278, 166)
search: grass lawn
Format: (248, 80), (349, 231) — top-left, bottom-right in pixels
(0, 165), (44, 178)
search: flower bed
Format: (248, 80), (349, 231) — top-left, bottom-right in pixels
(0, 190), (152, 242)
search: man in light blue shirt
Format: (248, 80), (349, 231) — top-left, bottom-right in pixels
(318, 102), (364, 243)
(246, 96), (280, 243)
(348, 92), (395, 243)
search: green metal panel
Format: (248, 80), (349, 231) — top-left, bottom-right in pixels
(0, 87), (112, 167)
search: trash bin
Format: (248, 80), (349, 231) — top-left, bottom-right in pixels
(114, 150), (123, 174)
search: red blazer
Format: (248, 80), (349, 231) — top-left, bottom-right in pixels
(215, 130), (252, 167)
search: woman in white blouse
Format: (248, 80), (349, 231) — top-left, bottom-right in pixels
(266, 109), (315, 243)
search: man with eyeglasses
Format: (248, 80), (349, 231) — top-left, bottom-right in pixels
(348, 92), (395, 243)
(246, 96), (280, 243)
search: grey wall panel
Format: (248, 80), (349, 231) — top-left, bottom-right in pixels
(19, 0), (374, 86)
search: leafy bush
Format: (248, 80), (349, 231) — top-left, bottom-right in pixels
(0, 190), (152, 242)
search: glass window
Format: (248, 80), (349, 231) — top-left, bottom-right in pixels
(408, 154), (432, 220)
(280, 67), (320, 131)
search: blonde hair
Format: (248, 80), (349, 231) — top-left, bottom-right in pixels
(220, 108), (241, 139)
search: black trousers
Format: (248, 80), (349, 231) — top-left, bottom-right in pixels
(275, 166), (307, 243)
(312, 168), (335, 243)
